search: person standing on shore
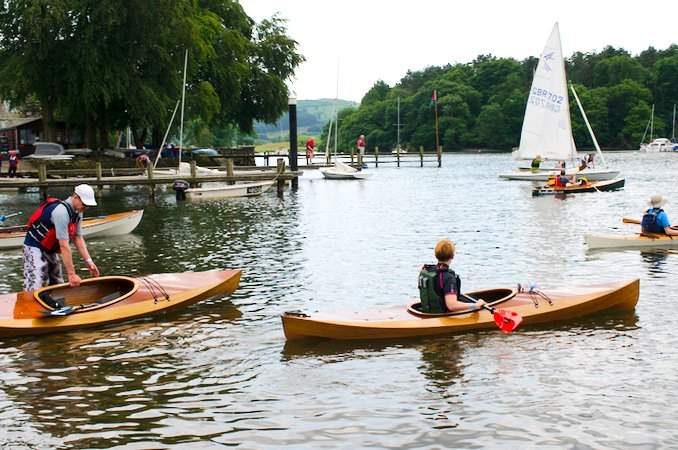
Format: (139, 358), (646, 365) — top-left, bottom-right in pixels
(7, 150), (19, 177)
(23, 184), (100, 292)
(305, 137), (315, 163)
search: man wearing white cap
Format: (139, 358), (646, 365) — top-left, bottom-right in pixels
(641, 195), (678, 236)
(23, 184), (100, 292)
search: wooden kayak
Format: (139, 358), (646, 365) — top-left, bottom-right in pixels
(585, 232), (678, 249)
(281, 279), (639, 341)
(0, 269), (241, 337)
(0, 210), (143, 250)
(532, 177), (625, 196)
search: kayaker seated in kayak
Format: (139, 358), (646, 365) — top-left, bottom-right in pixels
(23, 184), (100, 293)
(418, 239), (486, 313)
(641, 195), (678, 236)
(553, 170), (572, 188)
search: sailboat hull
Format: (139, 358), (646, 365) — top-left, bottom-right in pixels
(499, 168), (619, 181)
(532, 177), (624, 196)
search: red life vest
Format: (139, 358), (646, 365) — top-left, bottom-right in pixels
(25, 198), (78, 252)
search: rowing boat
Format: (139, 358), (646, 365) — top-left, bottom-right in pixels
(0, 210), (143, 250)
(281, 279), (639, 340)
(0, 269), (241, 337)
(585, 232), (678, 249)
(532, 177), (625, 196)
(185, 180), (274, 200)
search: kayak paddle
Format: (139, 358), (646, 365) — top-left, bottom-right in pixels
(0, 211), (22, 223)
(623, 217), (640, 224)
(463, 294), (523, 333)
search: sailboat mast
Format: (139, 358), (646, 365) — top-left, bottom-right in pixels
(650, 104), (654, 142)
(178, 50), (188, 167)
(334, 61), (339, 157)
(397, 96), (401, 151)
(570, 83), (607, 167)
(672, 104), (676, 141)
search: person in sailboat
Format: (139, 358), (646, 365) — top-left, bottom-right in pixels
(531, 154), (543, 171)
(641, 195), (678, 236)
(23, 184), (101, 293)
(418, 239), (486, 313)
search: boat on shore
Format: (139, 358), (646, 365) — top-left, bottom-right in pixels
(281, 279), (639, 341)
(532, 177), (625, 196)
(0, 269), (241, 337)
(0, 210), (143, 250)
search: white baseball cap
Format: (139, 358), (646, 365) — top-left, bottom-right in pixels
(74, 184), (97, 206)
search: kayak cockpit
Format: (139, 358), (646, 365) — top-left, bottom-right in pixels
(34, 276), (140, 315)
(407, 288), (517, 317)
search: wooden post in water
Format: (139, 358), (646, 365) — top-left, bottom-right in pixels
(226, 159), (234, 185)
(95, 162), (103, 198)
(38, 163), (47, 201)
(350, 147), (354, 164)
(276, 158), (285, 197)
(419, 146), (424, 167)
(397, 148), (400, 168)
(375, 146), (379, 168)
(437, 145), (442, 167)
(265, 152), (270, 167)
(288, 97), (298, 190)
(146, 162), (155, 200)
(190, 160), (197, 188)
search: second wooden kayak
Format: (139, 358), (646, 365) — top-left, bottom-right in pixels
(585, 232), (678, 249)
(281, 279), (639, 341)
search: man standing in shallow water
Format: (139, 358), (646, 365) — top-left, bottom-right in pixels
(23, 184), (100, 292)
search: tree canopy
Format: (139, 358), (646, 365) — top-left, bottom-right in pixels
(324, 44), (678, 151)
(0, 0), (303, 148)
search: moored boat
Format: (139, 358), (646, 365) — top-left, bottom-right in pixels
(0, 269), (241, 337)
(532, 177), (625, 196)
(185, 180), (274, 200)
(0, 209), (144, 250)
(281, 279), (639, 341)
(499, 168), (620, 182)
(319, 161), (370, 180)
(585, 232), (678, 250)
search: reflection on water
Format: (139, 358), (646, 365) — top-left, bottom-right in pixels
(2, 152), (678, 447)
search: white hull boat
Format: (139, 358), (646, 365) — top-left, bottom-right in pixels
(319, 161), (370, 180)
(639, 138), (676, 153)
(585, 232), (678, 250)
(499, 168), (620, 181)
(185, 180), (274, 200)
(500, 23), (618, 182)
(0, 210), (144, 250)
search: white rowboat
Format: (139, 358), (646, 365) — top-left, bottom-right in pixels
(185, 180), (274, 200)
(0, 210), (144, 250)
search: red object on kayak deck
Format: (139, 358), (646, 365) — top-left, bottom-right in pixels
(493, 309), (522, 333)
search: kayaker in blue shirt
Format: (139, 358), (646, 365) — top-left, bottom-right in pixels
(641, 195), (678, 236)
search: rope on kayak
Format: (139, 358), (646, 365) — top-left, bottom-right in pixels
(139, 276), (170, 303)
(517, 282), (554, 307)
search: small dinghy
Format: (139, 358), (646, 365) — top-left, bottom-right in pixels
(319, 161), (370, 180)
(532, 178), (625, 196)
(0, 269), (241, 337)
(0, 210), (144, 250)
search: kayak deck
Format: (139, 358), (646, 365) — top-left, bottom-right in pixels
(281, 279), (639, 341)
(585, 232), (678, 249)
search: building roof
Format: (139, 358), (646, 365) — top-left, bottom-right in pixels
(0, 116), (41, 131)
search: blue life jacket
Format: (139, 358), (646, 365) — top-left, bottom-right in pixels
(641, 208), (665, 234)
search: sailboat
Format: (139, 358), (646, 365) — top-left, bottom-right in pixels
(640, 104), (678, 152)
(391, 97), (407, 154)
(498, 23), (620, 182)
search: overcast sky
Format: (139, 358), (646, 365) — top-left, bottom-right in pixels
(240, 0), (678, 103)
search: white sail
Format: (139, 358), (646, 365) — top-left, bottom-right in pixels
(516, 23), (577, 161)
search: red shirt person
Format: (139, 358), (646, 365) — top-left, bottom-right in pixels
(306, 137), (315, 161)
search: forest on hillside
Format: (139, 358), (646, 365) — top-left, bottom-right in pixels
(323, 45), (678, 151)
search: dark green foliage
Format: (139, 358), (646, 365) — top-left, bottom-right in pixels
(0, 0), (303, 148)
(334, 45), (678, 151)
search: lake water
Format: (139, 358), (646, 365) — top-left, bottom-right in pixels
(1, 151), (678, 449)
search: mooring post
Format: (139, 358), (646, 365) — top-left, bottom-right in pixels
(265, 152), (270, 167)
(226, 158), (234, 185)
(375, 146), (379, 168)
(38, 163), (47, 201)
(437, 145), (442, 167)
(397, 148), (400, 168)
(350, 147), (354, 164)
(288, 97), (298, 190)
(190, 160), (197, 188)
(419, 146), (424, 167)
(95, 161), (103, 197)
(146, 162), (155, 200)
(276, 158), (285, 197)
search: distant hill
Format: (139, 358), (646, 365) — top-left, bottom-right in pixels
(254, 98), (357, 142)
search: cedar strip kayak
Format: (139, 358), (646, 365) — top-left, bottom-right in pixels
(532, 178), (625, 196)
(0, 269), (241, 337)
(0, 209), (144, 250)
(281, 279), (639, 341)
(585, 232), (678, 249)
